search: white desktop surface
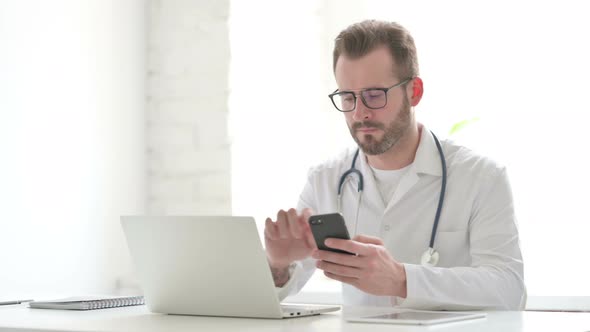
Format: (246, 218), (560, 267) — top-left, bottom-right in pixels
(1, 304), (590, 332)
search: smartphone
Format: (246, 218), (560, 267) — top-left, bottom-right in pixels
(308, 213), (354, 255)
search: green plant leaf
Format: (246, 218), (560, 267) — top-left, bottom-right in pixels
(449, 117), (480, 136)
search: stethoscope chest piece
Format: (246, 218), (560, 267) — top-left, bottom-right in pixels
(420, 247), (439, 267)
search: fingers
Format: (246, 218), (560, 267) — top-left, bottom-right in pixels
(352, 234), (384, 245)
(267, 208), (312, 241)
(312, 249), (362, 268)
(324, 271), (358, 286)
(316, 260), (361, 278)
(286, 208), (302, 239)
(264, 218), (279, 240)
(276, 210), (290, 239)
(301, 208), (313, 222)
(300, 208), (316, 248)
(324, 238), (377, 256)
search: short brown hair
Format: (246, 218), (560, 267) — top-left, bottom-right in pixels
(333, 20), (419, 80)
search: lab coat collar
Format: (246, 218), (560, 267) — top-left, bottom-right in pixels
(412, 124), (444, 177)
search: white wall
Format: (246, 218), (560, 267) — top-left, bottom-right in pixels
(229, 1), (337, 232)
(147, 0), (231, 215)
(0, 0), (145, 298)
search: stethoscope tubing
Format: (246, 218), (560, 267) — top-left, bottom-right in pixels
(337, 149), (363, 195)
(429, 131), (447, 249)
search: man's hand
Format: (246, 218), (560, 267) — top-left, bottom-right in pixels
(265, 208), (317, 286)
(312, 234), (407, 298)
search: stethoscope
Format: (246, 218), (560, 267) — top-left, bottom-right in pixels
(337, 130), (447, 267)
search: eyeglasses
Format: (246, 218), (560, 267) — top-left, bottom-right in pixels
(328, 78), (412, 112)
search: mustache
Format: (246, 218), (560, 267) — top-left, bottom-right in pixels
(352, 121), (385, 131)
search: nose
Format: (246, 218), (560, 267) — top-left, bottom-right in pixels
(351, 96), (371, 122)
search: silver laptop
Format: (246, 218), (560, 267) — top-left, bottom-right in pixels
(121, 216), (340, 319)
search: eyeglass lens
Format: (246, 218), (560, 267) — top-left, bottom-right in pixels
(334, 89), (387, 111)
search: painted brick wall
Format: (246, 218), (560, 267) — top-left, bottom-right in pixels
(147, 0), (231, 215)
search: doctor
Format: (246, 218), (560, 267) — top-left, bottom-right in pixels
(264, 20), (525, 310)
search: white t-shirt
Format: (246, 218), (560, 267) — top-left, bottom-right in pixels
(370, 164), (412, 206)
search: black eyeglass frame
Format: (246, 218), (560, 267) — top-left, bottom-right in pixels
(328, 77), (413, 112)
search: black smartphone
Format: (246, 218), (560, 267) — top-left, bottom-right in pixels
(308, 213), (354, 255)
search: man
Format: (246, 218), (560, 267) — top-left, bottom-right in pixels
(264, 20), (525, 310)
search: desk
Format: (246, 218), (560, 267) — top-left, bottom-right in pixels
(1, 304), (589, 332)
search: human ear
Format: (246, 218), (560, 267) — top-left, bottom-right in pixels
(409, 77), (424, 106)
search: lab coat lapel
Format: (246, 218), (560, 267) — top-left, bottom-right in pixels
(385, 127), (443, 212)
(387, 168), (419, 211)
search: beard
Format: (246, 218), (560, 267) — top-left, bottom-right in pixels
(349, 95), (412, 156)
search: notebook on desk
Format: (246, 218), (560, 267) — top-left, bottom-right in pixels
(29, 295), (144, 310)
(121, 216), (340, 319)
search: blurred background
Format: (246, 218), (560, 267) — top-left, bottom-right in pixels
(1, 0), (588, 302)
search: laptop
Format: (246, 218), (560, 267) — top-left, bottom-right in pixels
(121, 216), (340, 319)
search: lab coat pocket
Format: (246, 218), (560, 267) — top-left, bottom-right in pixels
(433, 230), (470, 267)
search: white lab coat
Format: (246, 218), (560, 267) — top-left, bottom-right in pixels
(277, 126), (525, 310)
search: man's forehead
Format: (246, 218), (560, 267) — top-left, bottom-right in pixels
(335, 48), (400, 89)
(336, 46), (398, 69)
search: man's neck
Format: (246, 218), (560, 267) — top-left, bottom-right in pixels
(366, 124), (422, 170)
